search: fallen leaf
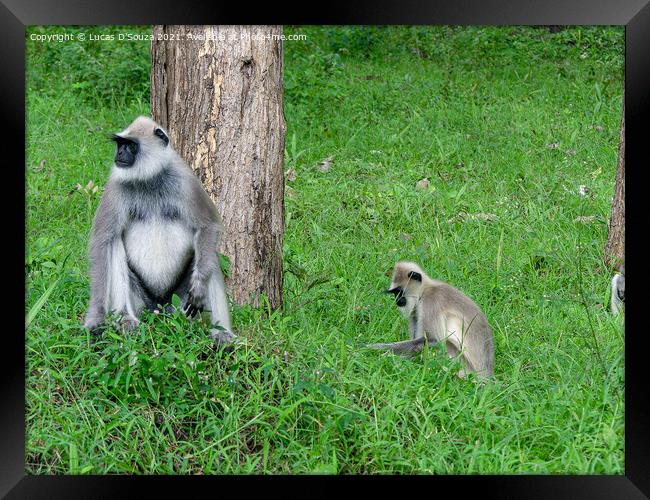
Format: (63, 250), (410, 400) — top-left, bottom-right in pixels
(448, 211), (467, 223)
(547, 143), (560, 149)
(574, 215), (597, 223)
(565, 148), (577, 155)
(448, 212), (498, 223)
(411, 47), (429, 59)
(578, 185), (590, 196)
(471, 213), (498, 222)
(316, 157), (334, 172)
(415, 178), (430, 190)
(68, 183), (83, 195)
(285, 168), (297, 182)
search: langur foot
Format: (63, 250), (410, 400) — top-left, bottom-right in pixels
(119, 316), (140, 333)
(209, 328), (239, 350)
(83, 315), (106, 341)
(88, 325), (106, 342)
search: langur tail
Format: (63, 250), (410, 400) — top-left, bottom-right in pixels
(367, 336), (426, 355)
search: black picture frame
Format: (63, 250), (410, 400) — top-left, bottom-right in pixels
(6, 1), (648, 497)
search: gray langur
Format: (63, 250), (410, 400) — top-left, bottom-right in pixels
(83, 116), (235, 344)
(610, 264), (625, 315)
(368, 261), (494, 379)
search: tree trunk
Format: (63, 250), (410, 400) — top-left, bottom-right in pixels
(151, 25), (285, 309)
(604, 101), (625, 268)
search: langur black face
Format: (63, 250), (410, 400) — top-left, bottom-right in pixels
(112, 135), (139, 168)
(384, 287), (407, 307)
(383, 269), (422, 307)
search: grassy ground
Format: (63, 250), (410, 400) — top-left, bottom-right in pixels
(26, 26), (625, 474)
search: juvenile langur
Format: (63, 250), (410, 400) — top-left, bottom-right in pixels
(610, 264), (625, 315)
(368, 261), (494, 379)
(83, 116), (235, 345)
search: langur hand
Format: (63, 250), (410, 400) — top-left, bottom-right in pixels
(183, 289), (205, 318)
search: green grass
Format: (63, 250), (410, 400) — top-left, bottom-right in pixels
(26, 25), (624, 474)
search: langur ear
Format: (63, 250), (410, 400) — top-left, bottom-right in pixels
(408, 271), (422, 282)
(154, 127), (169, 146)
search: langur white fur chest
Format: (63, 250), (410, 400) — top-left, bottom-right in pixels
(123, 218), (193, 296)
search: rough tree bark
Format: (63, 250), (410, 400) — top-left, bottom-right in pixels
(604, 101), (625, 268)
(151, 25), (286, 308)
